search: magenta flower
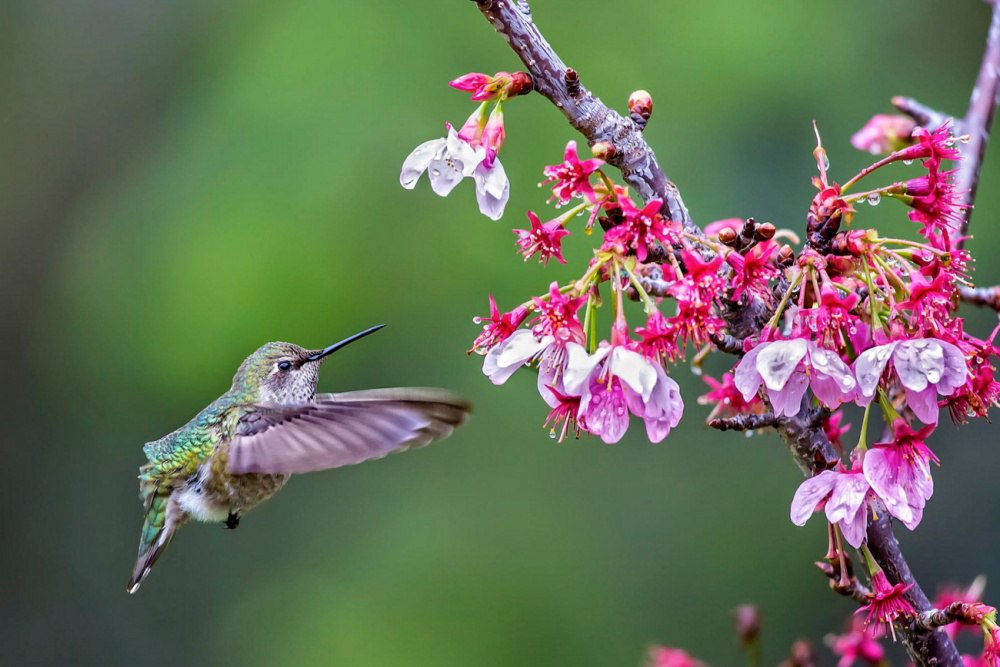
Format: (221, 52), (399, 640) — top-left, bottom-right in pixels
(854, 338), (968, 424)
(862, 419), (938, 530)
(530, 282), (588, 342)
(857, 569), (915, 640)
(513, 211), (570, 265)
(826, 616), (885, 667)
(635, 311), (681, 363)
(601, 196), (674, 262)
(540, 140), (604, 205)
(851, 114), (916, 155)
(734, 338), (857, 417)
(725, 241), (778, 302)
(542, 384), (582, 442)
(470, 295), (529, 355)
(894, 123), (961, 164)
(790, 459), (871, 548)
(698, 372), (766, 421)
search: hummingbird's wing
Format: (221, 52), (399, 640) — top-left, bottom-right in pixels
(226, 388), (471, 475)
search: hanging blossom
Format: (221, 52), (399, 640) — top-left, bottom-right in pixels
(790, 455), (871, 548)
(862, 419), (938, 531)
(400, 108), (510, 219)
(540, 140), (604, 205)
(854, 337), (968, 425)
(513, 210), (572, 265)
(562, 338), (684, 444)
(470, 295), (529, 355)
(402, 70), (532, 220)
(857, 568), (915, 640)
(735, 338), (857, 417)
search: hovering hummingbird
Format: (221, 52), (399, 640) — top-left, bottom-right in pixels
(128, 324), (470, 593)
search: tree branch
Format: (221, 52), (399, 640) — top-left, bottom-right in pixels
(956, 0), (1000, 237)
(960, 283), (1000, 310)
(471, 0), (694, 232)
(470, 2), (976, 665)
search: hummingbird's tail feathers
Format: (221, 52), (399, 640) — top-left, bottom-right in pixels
(226, 388), (472, 475)
(127, 490), (187, 594)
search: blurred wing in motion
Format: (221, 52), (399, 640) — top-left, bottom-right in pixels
(226, 388), (471, 475)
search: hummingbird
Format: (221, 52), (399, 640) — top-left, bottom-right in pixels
(128, 324), (470, 594)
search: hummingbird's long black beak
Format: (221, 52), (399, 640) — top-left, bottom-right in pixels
(306, 324), (385, 362)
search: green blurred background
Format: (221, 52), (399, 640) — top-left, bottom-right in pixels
(3, 1), (1000, 665)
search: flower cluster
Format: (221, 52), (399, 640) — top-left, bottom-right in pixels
(403, 78), (998, 580)
(401, 71), (532, 219)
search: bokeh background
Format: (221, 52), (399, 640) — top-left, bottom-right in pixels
(3, 1), (1000, 665)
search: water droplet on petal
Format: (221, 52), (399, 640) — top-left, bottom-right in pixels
(822, 154), (831, 170)
(867, 193), (881, 206)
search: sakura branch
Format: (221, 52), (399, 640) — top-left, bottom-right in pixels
(401, 2), (1000, 665)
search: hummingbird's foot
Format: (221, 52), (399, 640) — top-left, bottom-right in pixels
(224, 512), (241, 530)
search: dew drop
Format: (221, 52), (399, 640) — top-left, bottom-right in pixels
(549, 430), (557, 439)
(431, 169), (441, 177)
(867, 193), (881, 206)
(690, 363), (704, 377)
(903, 159), (914, 166)
(822, 154), (830, 170)
(745, 430), (755, 438)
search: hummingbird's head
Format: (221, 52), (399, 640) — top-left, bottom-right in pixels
(232, 325), (385, 404)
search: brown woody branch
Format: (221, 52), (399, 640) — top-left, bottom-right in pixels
(469, 2), (997, 665)
(471, 0), (694, 232)
(960, 284), (1000, 310)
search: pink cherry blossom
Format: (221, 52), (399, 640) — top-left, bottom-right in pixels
(513, 211), (570, 265)
(790, 458), (871, 548)
(854, 338), (968, 424)
(826, 616), (885, 667)
(470, 295), (529, 355)
(856, 569), (915, 640)
(540, 140), (604, 205)
(601, 196), (674, 262)
(862, 419), (938, 530)
(734, 338), (857, 417)
(563, 343), (682, 444)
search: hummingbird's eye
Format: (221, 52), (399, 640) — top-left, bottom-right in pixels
(277, 360), (292, 371)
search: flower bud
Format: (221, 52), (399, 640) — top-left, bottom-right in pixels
(777, 244), (795, 268)
(756, 222), (776, 241)
(508, 71), (534, 97)
(591, 141), (616, 160)
(718, 226), (738, 246)
(734, 604), (761, 647)
(628, 89), (654, 119)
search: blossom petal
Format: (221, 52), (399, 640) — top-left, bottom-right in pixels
(768, 370), (808, 417)
(937, 340), (970, 396)
(609, 347), (658, 402)
(562, 344), (608, 394)
(400, 138), (445, 189)
(808, 345), (858, 407)
(854, 343), (897, 400)
(893, 340), (944, 392)
(482, 330), (549, 385)
(825, 474), (869, 527)
(733, 345), (764, 402)
(756, 339), (808, 391)
(790, 471), (838, 525)
(474, 159), (509, 220)
(904, 385), (940, 425)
